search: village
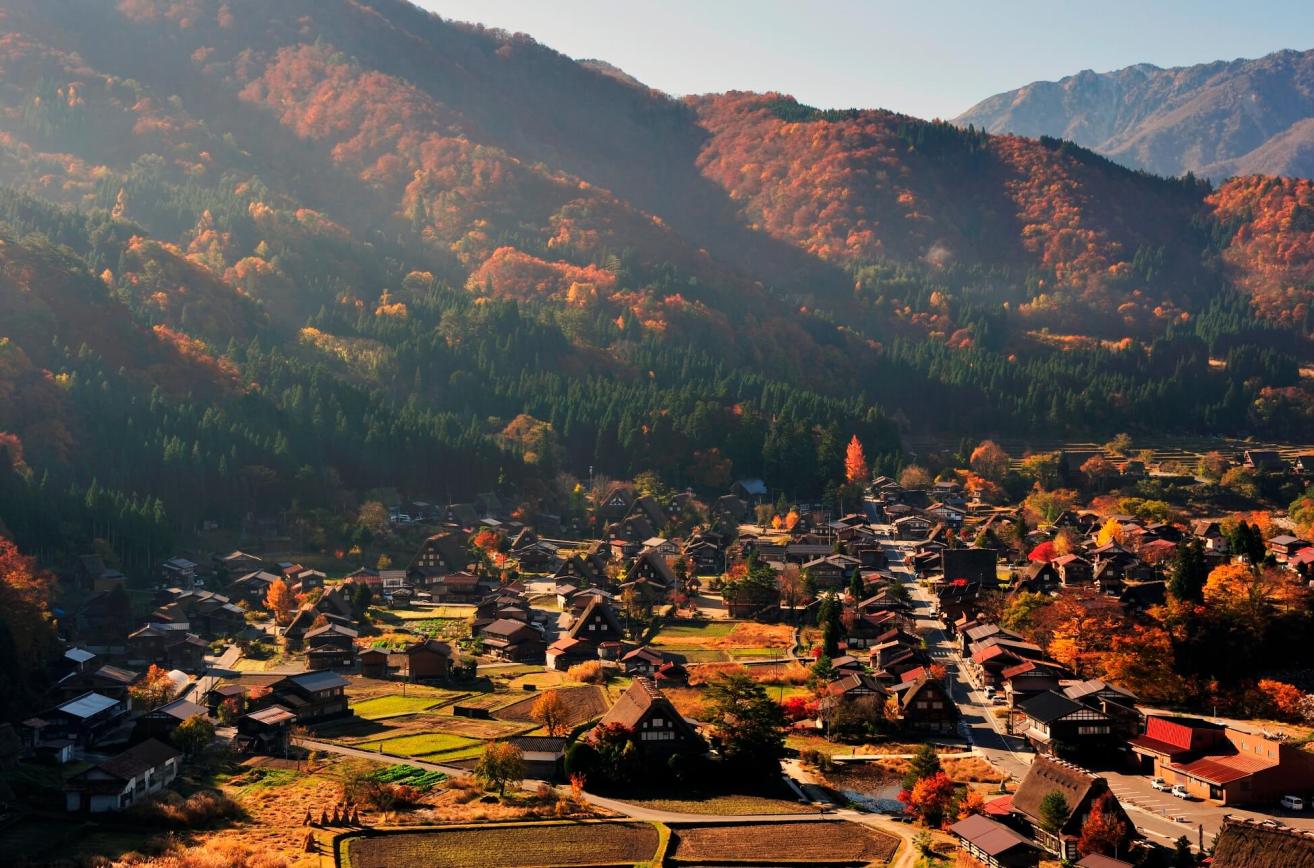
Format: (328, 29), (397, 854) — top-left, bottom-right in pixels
(5, 438), (1314, 867)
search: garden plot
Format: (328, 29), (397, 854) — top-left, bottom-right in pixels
(670, 820), (899, 863)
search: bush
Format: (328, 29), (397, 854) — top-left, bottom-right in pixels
(567, 660), (606, 683)
(127, 790), (245, 828)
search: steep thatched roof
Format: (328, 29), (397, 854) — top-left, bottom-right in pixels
(1012, 755), (1101, 835)
(1212, 818), (1314, 868)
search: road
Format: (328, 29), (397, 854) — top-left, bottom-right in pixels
(872, 520), (1314, 848)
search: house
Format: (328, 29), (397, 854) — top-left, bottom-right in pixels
(204, 683), (247, 717)
(893, 515), (933, 540)
(1130, 715), (1314, 805)
(1062, 680), (1141, 738)
(480, 618), (546, 662)
(405, 638), (452, 680)
(731, 479), (768, 504)
(508, 735), (569, 779)
(821, 672), (888, 719)
(546, 636), (598, 671)
(942, 548), (1000, 587)
(621, 646), (668, 676)
(1052, 554), (1093, 586)
(567, 596), (626, 644)
(1268, 534), (1309, 563)
(25, 691), (126, 747)
(926, 502), (967, 527)
(1010, 756), (1134, 861)
(621, 549), (676, 603)
(54, 664), (139, 705)
(304, 622), (359, 671)
(891, 672), (958, 734)
(1211, 816), (1314, 868)
(1244, 449), (1286, 473)
(228, 569), (281, 604)
(436, 571), (484, 602)
(236, 705), (296, 755)
(596, 677), (704, 760)
(597, 485), (636, 521)
(949, 813), (1041, 868)
(359, 647), (392, 679)
(1016, 691), (1115, 758)
(711, 495), (749, 525)
(133, 698), (207, 744)
(1000, 661), (1065, 708)
(262, 671), (351, 725)
(64, 739), (181, 813)
(74, 555), (127, 593)
(214, 550), (263, 575)
(407, 532), (472, 581)
(161, 557), (198, 586)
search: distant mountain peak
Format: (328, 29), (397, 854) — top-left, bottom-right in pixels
(955, 47), (1314, 179)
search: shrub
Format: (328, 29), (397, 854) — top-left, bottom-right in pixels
(567, 660), (606, 683)
(127, 790), (245, 828)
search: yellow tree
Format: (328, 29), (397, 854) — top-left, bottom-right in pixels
(844, 435), (868, 485)
(265, 578), (293, 624)
(531, 690), (570, 736)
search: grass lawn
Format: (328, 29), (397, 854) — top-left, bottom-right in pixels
(350, 695), (447, 719)
(344, 821), (661, 868)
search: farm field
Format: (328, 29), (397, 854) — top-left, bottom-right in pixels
(349, 694), (452, 719)
(343, 820), (661, 868)
(650, 621), (794, 663)
(621, 791), (820, 815)
(669, 820), (900, 863)
(494, 685), (610, 728)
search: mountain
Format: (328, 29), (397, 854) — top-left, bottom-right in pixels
(954, 49), (1314, 180)
(0, 0), (1311, 567)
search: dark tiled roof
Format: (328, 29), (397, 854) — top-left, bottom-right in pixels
(96, 738), (180, 780)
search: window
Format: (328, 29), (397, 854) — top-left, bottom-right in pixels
(652, 717), (664, 727)
(1077, 725), (1109, 736)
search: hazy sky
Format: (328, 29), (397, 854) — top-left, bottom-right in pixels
(416, 0), (1313, 119)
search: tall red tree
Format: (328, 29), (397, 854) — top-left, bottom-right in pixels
(844, 435), (868, 485)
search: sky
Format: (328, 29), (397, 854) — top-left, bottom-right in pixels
(416, 0), (1314, 120)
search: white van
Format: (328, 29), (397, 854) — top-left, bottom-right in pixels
(1281, 795), (1305, 811)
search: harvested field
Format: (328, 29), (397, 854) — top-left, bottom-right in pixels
(344, 820), (660, 868)
(494, 685), (609, 727)
(670, 820), (899, 864)
(622, 793), (819, 816)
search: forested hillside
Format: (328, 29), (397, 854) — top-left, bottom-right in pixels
(0, 0), (1310, 567)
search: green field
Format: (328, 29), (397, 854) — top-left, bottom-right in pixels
(350, 695), (450, 719)
(651, 621), (735, 643)
(359, 732), (482, 760)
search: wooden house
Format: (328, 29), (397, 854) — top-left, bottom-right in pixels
(1010, 756), (1133, 860)
(595, 677), (704, 760)
(891, 672), (959, 735)
(64, 739), (181, 813)
(1016, 691), (1114, 757)
(261, 671), (351, 725)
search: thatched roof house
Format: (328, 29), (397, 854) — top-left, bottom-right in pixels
(1212, 817), (1314, 868)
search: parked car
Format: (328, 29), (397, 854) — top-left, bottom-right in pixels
(1151, 778), (1171, 792)
(991, 695), (1007, 705)
(1171, 785), (1192, 800)
(1281, 795), (1306, 811)
(982, 686), (995, 698)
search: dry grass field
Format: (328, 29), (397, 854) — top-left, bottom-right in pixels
(343, 820), (661, 868)
(669, 820), (900, 864)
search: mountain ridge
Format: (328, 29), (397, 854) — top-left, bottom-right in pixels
(954, 47), (1314, 180)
